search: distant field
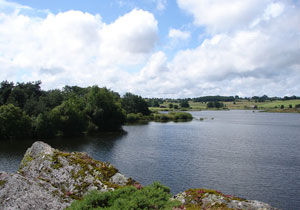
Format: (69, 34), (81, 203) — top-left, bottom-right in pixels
(149, 99), (300, 113)
(258, 100), (300, 109)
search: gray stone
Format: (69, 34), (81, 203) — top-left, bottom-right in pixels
(0, 141), (127, 210)
(109, 172), (128, 186)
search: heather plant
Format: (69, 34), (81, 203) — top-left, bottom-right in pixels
(67, 182), (180, 210)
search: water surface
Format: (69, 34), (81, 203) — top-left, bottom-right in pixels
(0, 110), (299, 209)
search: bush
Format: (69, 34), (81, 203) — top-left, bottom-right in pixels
(295, 104), (300, 109)
(153, 112), (192, 122)
(67, 182), (180, 210)
(126, 113), (143, 123)
(170, 112), (193, 121)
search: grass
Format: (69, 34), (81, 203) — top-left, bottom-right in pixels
(149, 99), (300, 113)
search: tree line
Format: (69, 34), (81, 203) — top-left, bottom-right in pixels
(0, 81), (150, 140)
(146, 95), (300, 106)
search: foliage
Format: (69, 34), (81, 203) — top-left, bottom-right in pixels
(193, 96), (235, 102)
(34, 111), (58, 139)
(50, 97), (87, 137)
(179, 100), (190, 108)
(154, 112), (192, 122)
(122, 93), (150, 115)
(67, 182), (180, 210)
(207, 101), (224, 109)
(126, 113), (152, 124)
(0, 104), (32, 140)
(85, 86), (125, 132)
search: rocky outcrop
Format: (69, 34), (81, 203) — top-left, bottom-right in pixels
(173, 189), (277, 210)
(0, 141), (277, 210)
(0, 141), (132, 210)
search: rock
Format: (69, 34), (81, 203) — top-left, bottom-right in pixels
(109, 172), (128, 186)
(0, 171), (69, 210)
(174, 189), (278, 210)
(0, 141), (131, 210)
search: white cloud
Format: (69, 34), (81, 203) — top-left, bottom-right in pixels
(168, 28), (191, 40)
(177, 0), (271, 33)
(156, 0), (167, 11)
(0, 3), (158, 90)
(0, 0), (300, 98)
(132, 1), (300, 97)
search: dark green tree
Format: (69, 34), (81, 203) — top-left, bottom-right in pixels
(85, 86), (126, 132)
(34, 111), (58, 139)
(0, 81), (14, 105)
(0, 104), (32, 140)
(50, 97), (87, 137)
(121, 93), (150, 115)
(180, 100), (190, 108)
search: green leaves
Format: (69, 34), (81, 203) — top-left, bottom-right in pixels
(67, 182), (180, 210)
(121, 92), (151, 116)
(0, 104), (32, 140)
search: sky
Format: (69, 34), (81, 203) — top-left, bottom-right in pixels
(0, 0), (299, 98)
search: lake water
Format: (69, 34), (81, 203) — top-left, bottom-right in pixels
(0, 110), (299, 209)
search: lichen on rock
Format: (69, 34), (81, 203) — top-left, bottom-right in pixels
(1, 141), (132, 210)
(173, 188), (277, 210)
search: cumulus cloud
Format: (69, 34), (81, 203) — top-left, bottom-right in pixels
(168, 28), (191, 40)
(177, 0), (271, 33)
(0, 0), (299, 98)
(134, 0), (300, 97)
(0, 1), (158, 90)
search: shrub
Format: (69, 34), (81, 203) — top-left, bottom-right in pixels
(67, 182), (180, 210)
(295, 104), (300, 109)
(153, 112), (192, 122)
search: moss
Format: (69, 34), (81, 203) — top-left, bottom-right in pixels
(67, 152), (118, 182)
(0, 180), (7, 187)
(183, 188), (246, 209)
(51, 189), (60, 197)
(47, 150), (131, 201)
(51, 151), (64, 169)
(19, 154), (33, 170)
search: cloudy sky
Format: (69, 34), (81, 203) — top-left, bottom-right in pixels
(0, 0), (299, 98)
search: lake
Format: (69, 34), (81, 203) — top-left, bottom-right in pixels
(0, 110), (299, 209)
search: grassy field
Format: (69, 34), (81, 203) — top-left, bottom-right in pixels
(149, 99), (300, 113)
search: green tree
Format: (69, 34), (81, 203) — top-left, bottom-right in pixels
(121, 93), (150, 115)
(0, 104), (32, 140)
(180, 100), (190, 108)
(0, 81), (14, 105)
(50, 97), (87, 137)
(34, 111), (59, 139)
(85, 86), (125, 132)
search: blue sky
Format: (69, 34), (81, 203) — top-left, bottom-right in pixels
(1, 0), (300, 97)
